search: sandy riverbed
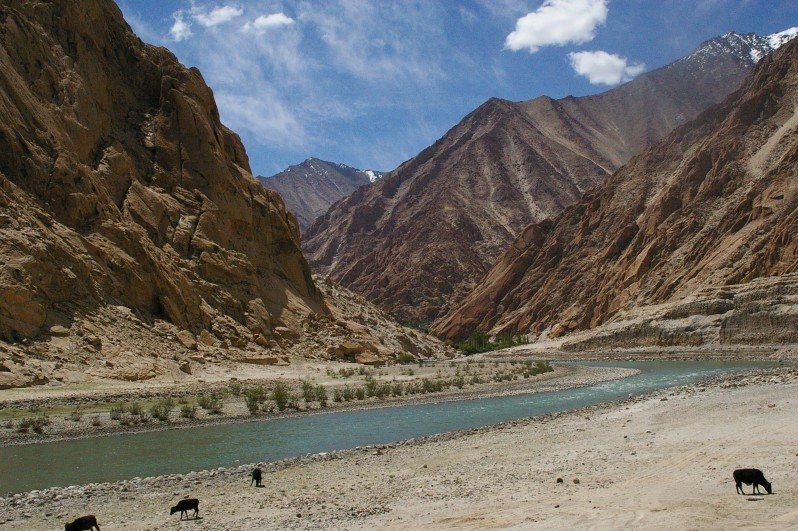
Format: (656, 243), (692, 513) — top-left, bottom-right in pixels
(1, 367), (796, 529)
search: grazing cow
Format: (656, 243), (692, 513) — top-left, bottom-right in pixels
(733, 468), (772, 495)
(64, 515), (100, 531)
(251, 467), (263, 487)
(170, 498), (200, 520)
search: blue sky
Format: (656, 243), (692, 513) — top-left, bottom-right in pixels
(118, 0), (798, 176)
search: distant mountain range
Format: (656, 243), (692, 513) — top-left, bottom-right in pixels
(434, 37), (798, 346)
(258, 158), (383, 231)
(303, 29), (797, 325)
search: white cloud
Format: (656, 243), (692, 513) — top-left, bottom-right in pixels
(298, 1), (448, 82)
(193, 6), (243, 27)
(243, 13), (295, 32)
(505, 0), (608, 53)
(216, 92), (307, 148)
(568, 50), (645, 85)
(133, 1), (470, 170)
(169, 12), (192, 42)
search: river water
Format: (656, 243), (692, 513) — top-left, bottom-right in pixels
(0, 360), (771, 494)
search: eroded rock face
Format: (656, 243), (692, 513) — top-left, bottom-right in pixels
(0, 0), (324, 343)
(434, 41), (798, 343)
(303, 32), (769, 324)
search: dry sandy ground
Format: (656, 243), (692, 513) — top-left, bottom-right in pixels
(2, 372), (797, 529)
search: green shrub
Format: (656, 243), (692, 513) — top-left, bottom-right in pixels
(244, 386), (267, 414)
(272, 382), (294, 411)
(396, 352), (415, 364)
(197, 394), (223, 415)
(342, 386), (354, 401)
(109, 403), (125, 420)
(391, 382), (404, 396)
(364, 376), (378, 397)
(17, 416), (50, 434)
(314, 385), (328, 407)
(180, 404), (197, 419)
(150, 398), (174, 422)
(333, 388), (344, 402)
(354, 387), (366, 400)
(455, 331), (526, 355)
(128, 401), (143, 416)
(421, 378), (443, 393)
(301, 380), (315, 403)
(245, 395), (260, 414)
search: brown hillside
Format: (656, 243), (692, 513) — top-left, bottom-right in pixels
(303, 32), (770, 324)
(434, 40), (798, 343)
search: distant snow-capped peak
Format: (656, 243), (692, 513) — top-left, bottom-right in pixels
(682, 27), (798, 67)
(364, 170), (381, 183)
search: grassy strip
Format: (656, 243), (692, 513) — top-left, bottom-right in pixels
(455, 332), (527, 355)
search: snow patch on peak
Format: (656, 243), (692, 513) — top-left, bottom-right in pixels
(681, 27), (798, 68)
(364, 170), (381, 183)
(750, 27), (798, 62)
(768, 26), (798, 50)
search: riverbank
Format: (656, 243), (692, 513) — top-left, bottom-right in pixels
(0, 360), (633, 445)
(1, 366), (796, 529)
(507, 342), (798, 361)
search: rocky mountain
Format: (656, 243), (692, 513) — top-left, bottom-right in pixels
(0, 0), (447, 389)
(303, 30), (795, 325)
(258, 158), (383, 231)
(434, 38), (798, 346)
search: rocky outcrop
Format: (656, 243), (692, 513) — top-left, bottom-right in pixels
(0, 0), (449, 388)
(0, 0), (325, 343)
(434, 40), (798, 344)
(303, 276), (455, 364)
(258, 158), (382, 231)
(555, 274), (798, 350)
(303, 31), (780, 324)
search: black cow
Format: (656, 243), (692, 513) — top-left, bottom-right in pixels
(170, 498), (200, 520)
(733, 468), (772, 495)
(65, 515), (100, 531)
(251, 467), (263, 487)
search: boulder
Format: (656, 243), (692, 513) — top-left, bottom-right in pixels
(355, 352), (383, 366)
(176, 330), (198, 350)
(198, 330), (218, 347)
(274, 326), (300, 341)
(0, 371), (32, 389)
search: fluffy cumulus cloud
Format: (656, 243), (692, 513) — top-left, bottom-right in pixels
(243, 12), (295, 32)
(169, 12), (192, 42)
(505, 0), (608, 53)
(568, 50), (645, 85)
(193, 5), (243, 27)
